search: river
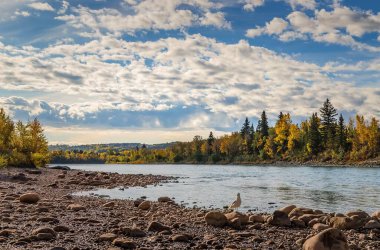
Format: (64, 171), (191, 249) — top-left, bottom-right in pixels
(67, 164), (380, 213)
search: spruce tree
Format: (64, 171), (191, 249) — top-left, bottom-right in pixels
(207, 131), (215, 155)
(260, 111), (269, 137)
(319, 98), (337, 148)
(240, 117), (250, 137)
(308, 113), (321, 155)
(336, 114), (347, 150)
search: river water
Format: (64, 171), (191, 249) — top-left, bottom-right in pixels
(67, 164), (380, 213)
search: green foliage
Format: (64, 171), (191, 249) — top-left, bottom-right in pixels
(50, 99), (380, 165)
(0, 109), (49, 168)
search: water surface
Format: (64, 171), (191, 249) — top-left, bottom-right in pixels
(67, 164), (380, 213)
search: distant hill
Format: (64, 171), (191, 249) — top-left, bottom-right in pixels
(49, 142), (177, 152)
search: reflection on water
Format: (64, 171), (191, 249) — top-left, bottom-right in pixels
(69, 164), (380, 213)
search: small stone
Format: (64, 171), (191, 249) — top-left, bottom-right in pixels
(249, 214), (265, 223)
(267, 210), (291, 227)
(158, 196), (171, 202)
(147, 221), (171, 232)
(229, 218), (241, 230)
(99, 233), (118, 242)
(364, 220), (380, 229)
(138, 201), (151, 210)
(19, 193), (40, 204)
(225, 211), (249, 225)
(53, 225), (70, 232)
(37, 233), (54, 241)
(313, 223), (330, 231)
(103, 201), (115, 208)
(171, 234), (192, 242)
(32, 227), (56, 237)
(67, 204), (85, 211)
(112, 238), (136, 249)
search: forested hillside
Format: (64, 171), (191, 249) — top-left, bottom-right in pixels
(50, 99), (380, 165)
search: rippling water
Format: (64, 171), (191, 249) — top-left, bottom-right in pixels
(68, 164), (380, 213)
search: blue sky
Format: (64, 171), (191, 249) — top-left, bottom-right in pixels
(0, 0), (379, 144)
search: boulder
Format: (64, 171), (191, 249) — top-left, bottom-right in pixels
(205, 211), (227, 227)
(279, 205), (297, 215)
(229, 218), (242, 230)
(138, 201), (151, 210)
(289, 207), (314, 218)
(158, 196), (172, 202)
(371, 211), (380, 220)
(147, 221), (171, 232)
(346, 210), (370, 219)
(291, 218), (306, 228)
(249, 214), (265, 223)
(267, 210), (291, 227)
(329, 216), (366, 230)
(19, 193), (40, 204)
(112, 238), (136, 249)
(225, 211), (249, 225)
(298, 214), (322, 224)
(303, 228), (349, 250)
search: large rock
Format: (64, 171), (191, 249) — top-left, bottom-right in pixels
(267, 210), (291, 227)
(371, 211), (380, 220)
(312, 223), (330, 231)
(279, 205), (297, 215)
(225, 211), (249, 225)
(138, 201), (151, 210)
(330, 216), (367, 230)
(32, 227), (56, 241)
(289, 207), (314, 218)
(364, 220), (380, 229)
(298, 214), (323, 224)
(303, 228), (349, 250)
(19, 193), (40, 204)
(205, 211), (227, 227)
(346, 210), (369, 219)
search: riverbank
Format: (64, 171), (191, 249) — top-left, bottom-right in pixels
(0, 167), (379, 249)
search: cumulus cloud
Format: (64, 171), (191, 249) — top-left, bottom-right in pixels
(28, 2), (55, 12)
(246, 17), (288, 38)
(288, 0), (316, 10)
(246, 4), (380, 51)
(243, 0), (265, 11)
(1, 34), (379, 134)
(55, 0), (230, 36)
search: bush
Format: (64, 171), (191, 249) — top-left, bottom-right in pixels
(0, 155), (7, 168)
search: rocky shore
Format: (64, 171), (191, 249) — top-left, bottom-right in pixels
(0, 167), (379, 250)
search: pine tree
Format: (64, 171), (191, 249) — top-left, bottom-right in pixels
(207, 131), (215, 155)
(319, 98), (338, 148)
(307, 113), (321, 155)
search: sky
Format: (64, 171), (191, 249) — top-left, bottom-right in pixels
(0, 0), (379, 144)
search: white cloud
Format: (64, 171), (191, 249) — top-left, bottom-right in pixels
(15, 10), (30, 17)
(58, 0), (69, 15)
(56, 0), (229, 36)
(28, 2), (55, 12)
(246, 18), (288, 38)
(288, 0), (316, 10)
(245, 5), (380, 51)
(243, 0), (265, 11)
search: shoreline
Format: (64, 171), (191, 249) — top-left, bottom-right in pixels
(0, 167), (379, 249)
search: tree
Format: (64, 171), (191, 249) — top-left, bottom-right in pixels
(274, 113), (291, 155)
(259, 111), (269, 137)
(336, 114), (347, 151)
(207, 131), (215, 155)
(29, 118), (49, 168)
(307, 113), (321, 155)
(240, 117), (250, 137)
(319, 98), (337, 148)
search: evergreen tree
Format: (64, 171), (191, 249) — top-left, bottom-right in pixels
(336, 114), (347, 150)
(307, 113), (321, 155)
(319, 98), (338, 148)
(240, 117), (250, 137)
(260, 111), (269, 137)
(207, 131), (215, 155)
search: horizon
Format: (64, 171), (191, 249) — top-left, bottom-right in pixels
(1, 0), (380, 144)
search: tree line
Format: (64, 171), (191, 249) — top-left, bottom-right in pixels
(0, 108), (49, 168)
(51, 99), (380, 164)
